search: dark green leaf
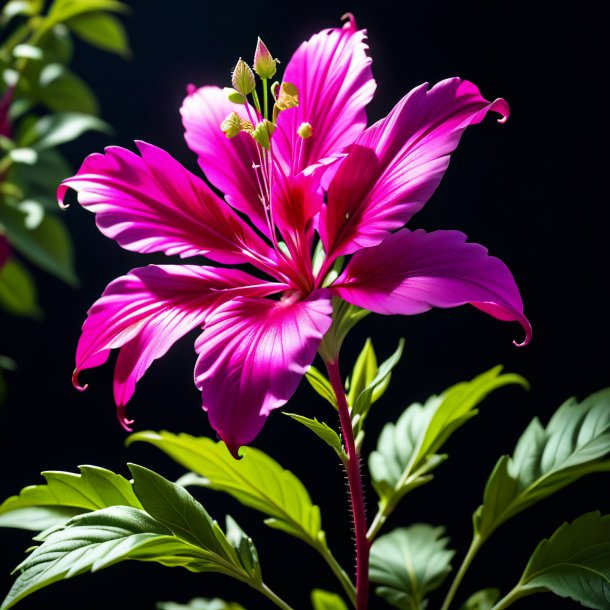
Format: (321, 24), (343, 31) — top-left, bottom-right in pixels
(305, 365), (337, 408)
(0, 465), (142, 531)
(10, 148), (71, 194)
(67, 12), (131, 57)
(0, 258), (40, 317)
(283, 413), (344, 460)
(157, 600), (246, 610)
(37, 64), (99, 114)
(311, 589), (349, 610)
(224, 516), (261, 583)
(370, 525), (455, 610)
(458, 589), (500, 610)
(474, 389), (610, 539)
(128, 431), (325, 548)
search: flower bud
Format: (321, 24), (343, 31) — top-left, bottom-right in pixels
(297, 122), (313, 139)
(231, 58), (256, 95)
(220, 112), (243, 138)
(224, 87), (246, 104)
(253, 37), (278, 79)
(252, 119), (276, 149)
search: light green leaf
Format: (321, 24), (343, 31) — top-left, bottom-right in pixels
(0, 465), (142, 531)
(370, 367), (526, 519)
(7, 147), (37, 164)
(497, 512), (610, 610)
(224, 515), (261, 584)
(0, 201), (77, 285)
(47, 0), (129, 25)
(157, 600), (246, 610)
(2, 0), (43, 20)
(0, 258), (40, 317)
(306, 365), (337, 408)
(458, 589), (500, 610)
(283, 413), (344, 460)
(67, 12), (130, 57)
(37, 63), (99, 114)
(370, 524), (455, 610)
(0, 506), (217, 610)
(474, 388), (610, 540)
(346, 338), (378, 407)
(311, 589), (349, 610)
(19, 112), (110, 150)
(128, 431), (325, 548)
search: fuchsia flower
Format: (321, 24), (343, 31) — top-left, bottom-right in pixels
(59, 16), (531, 455)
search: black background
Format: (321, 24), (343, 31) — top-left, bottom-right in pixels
(1, 0), (609, 608)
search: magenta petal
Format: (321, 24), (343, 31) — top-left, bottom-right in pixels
(194, 291), (332, 455)
(0, 235), (9, 269)
(58, 141), (277, 270)
(321, 78), (510, 259)
(181, 86), (270, 237)
(273, 16), (376, 177)
(334, 229), (531, 345)
(74, 265), (287, 426)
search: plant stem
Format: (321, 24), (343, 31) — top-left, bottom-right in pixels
(326, 358), (369, 610)
(257, 582), (296, 610)
(319, 543), (357, 607)
(489, 586), (528, 610)
(439, 534), (483, 610)
(262, 77), (268, 120)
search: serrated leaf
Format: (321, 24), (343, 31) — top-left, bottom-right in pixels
(474, 389), (610, 539)
(0, 465), (141, 531)
(284, 413), (344, 459)
(67, 12), (130, 57)
(0, 201), (77, 285)
(19, 112), (110, 150)
(128, 431), (324, 548)
(458, 589), (500, 610)
(370, 524), (455, 610)
(370, 367), (526, 518)
(1, 505), (235, 610)
(306, 365), (337, 408)
(157, 600), (246, 610)
(36, 64), (99, 114)
(0, 258), (41, 317)
(501, 512), (610, 610)
(311, 589), (349, 610)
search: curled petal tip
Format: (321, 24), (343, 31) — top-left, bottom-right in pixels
(491, 97), (510, 123)
(341, 12), (357, 30)
(117, 404), (134, 431)
(224, 440), (243, 460)
(513, 321), (532, 347)
(72, 369), (88, 392)
(57, 183), (70, 210)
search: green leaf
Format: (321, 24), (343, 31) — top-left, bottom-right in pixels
(10, 148), (71, 194)
(458, 589), (500, 610)
(47, 0), (129, 24)
(157, 600), (246, 610)
(311, 589), (349, 610)
(474, 388), (610, 540)
(19, 112), (110, 150)
(0, 258), (40, 317)
(1, 506), (215, 610)
(128, 431), (325, 548)
(305, 365), (337, 408)
(67, 12), (131, 57)
(36, 64), (99, 114)
(346, 338), (378, 407)
(224, 515), (261, 583)
(0, 465), (142, 531)
(501, 512), (610, 610)
(369, 524), (455, 610)
(0, 201), (77, 285)
(2, 0), (43, 20)
(284, 413), (344, 460)
(370, 367), (527, 513)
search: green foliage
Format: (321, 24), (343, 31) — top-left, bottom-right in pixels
(284, 412), (344, 460)
(0, 465), (141, 531)
(66, 12), (131, 57)
(497, 512), (610, 610)
(311, 589), (349, 610)
(474, 388), (610, 540)
(369, 367), (527, 531)
(0, 257), (40, 316)
(305, 364), (337, 408)
(36, 64), (99, 114)
(157, 600), (246, 610)
(458, 589), (500, 610)
(128, 431), (326, 549)
(369, 524), (455, 610)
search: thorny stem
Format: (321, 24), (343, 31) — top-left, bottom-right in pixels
(325, 358), (369, 610)
(439, 534), (483, 610)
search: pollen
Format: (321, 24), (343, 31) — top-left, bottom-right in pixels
(297, 122), (313, 138)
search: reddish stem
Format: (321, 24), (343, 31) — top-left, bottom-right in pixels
(326, 359), (369, 610)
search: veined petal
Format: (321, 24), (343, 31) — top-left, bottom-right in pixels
(334, 229), (531, 345)
(321, 78), (510, 259)
(58, 141), (277, 269)
(181, 86), (270, 237)
(273, 15), (376, 177)
(194, 291), (332, 455)
(74, 265), (287, 427)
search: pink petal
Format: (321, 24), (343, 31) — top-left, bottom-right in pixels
(320, 78), (510, 259)
(194, 291), (332, 455)
(0, 235), (9, 269)
(333, 229), (531, 345)
(181, 86), (271, 237)
(58, 141), (278, 271)
(273, 15), (376, 178)
(74, 265), (287, 427)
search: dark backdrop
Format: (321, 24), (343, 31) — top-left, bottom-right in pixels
(1, 1), (608, 608)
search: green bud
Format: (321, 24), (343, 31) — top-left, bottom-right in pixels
(231, 58), (256, 95)
(224, 87), (246, 104)
(220, 112), (243, 138)
(252, 119), (276, 149)
(297, 122), (313, 138)
(253, 37), (278, 79)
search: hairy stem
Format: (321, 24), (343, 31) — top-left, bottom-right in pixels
(439, 534), (482, 610)
(326, 359), (369, 610)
